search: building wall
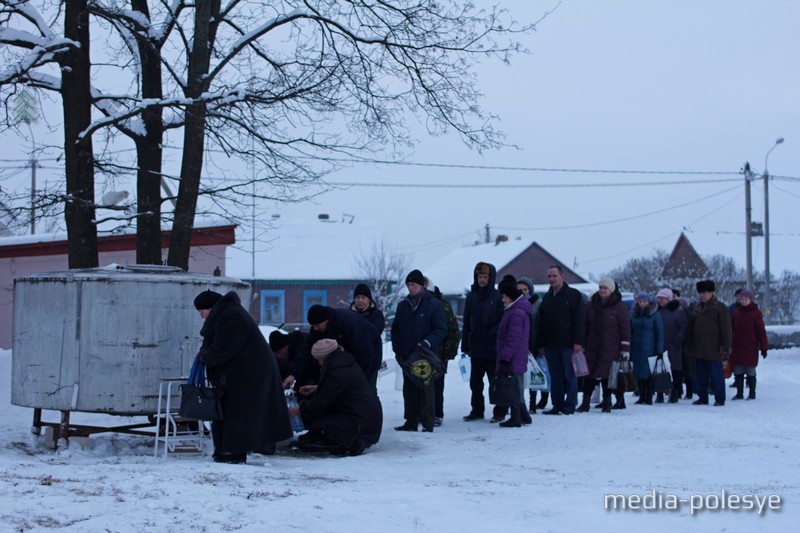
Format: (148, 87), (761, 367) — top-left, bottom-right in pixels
(245, 279), (361, 330)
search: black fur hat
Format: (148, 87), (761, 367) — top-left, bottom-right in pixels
(696, 279), (716, 293)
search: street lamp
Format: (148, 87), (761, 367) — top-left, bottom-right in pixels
(763, 137), (784, 323)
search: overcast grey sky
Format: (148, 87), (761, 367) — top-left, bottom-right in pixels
(2, 1), (798, 280)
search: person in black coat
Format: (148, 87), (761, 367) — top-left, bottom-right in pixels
(194, 290), (293, 464)
(268, 329), (308, 382)
(392, 269), (447, 432)
(461, 262), (506, 422)
(349, 283), (386, 335)
(292, 339), (383, 456)
(290, 305), (383, 389)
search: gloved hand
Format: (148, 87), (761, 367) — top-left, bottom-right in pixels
(621, 352), (630, 361)
(197, 347), (209, 363)
(761, 349), (768, 359)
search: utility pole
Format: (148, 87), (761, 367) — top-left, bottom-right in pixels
(763, 137), (784, 324)
(484, 223), (491, 244)
(743, 162), (753, 291)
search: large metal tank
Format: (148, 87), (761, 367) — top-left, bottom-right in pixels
(11, 265), (250, 415)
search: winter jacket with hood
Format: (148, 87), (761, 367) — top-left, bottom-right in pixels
(391, 287), (447, 360)
(630, 301), (664, 379)
(658, 299), (688, 371)
(730, 302), (767, 367)
(584, 289), (631, 381)
(461, 262), (504, 360)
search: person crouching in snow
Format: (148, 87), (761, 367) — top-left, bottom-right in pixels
(291, 339), (383, 456)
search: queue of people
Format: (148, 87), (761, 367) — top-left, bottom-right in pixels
(189, 264), (768, 462)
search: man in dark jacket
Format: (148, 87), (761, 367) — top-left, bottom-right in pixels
(685, 279), (732, 406)
(349, 283), (386, 335)
(286, 305), (383, 390)
(268, 329), (308, 382)
(292, 339), (382, 456)
(425, 276), (461, 427)
(461, 262), (506, 422)
(535, 265), (586, 415)
(392, 269), (447, 432)
(194, 290), (293, 464)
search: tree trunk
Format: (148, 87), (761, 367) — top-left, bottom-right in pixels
(133, 0), (164, 265)
(62, 0), (98, 268)
(167, 0), (219, 270)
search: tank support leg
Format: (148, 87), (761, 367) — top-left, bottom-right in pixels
(32, 408), (42, 436)
(59, 411), (71, 443)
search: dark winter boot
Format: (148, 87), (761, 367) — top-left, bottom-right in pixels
(634, 380), (647, 405)
(747, 376), (757, 400)
(612, 392), (626, 410)
(520, 403), (532, 425)
(684, 378), (694, 400)
(529, 391), (537, 414)
(732, 375), (745, 400)
(643, 380), (653, 405)
(655, 392), (665, 404)
(669, 370), (682, 403)
(576, 383), (593, 412)
(536, 392), (550, 410)
(499, 405), (522, 428)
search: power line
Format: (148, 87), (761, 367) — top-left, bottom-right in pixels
(325, 178), (741, 188)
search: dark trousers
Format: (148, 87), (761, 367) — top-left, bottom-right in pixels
(694, 359), (725, 404)
(546, 348), (578, 413)
(402, 374), (434, 430)
(434, 374), (445, 418)
(469, 357), (506, 418)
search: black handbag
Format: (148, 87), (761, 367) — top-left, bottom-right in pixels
(610, 358), (637, 392)
(650, 357), (673, 393)
(489, 374), (520, 406)
(179, 356), (224, 421)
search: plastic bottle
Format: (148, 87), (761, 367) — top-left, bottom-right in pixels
(459, 353), (471, 383)
(285, 390), (306, 433)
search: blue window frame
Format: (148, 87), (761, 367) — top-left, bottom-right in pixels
(260, 290), (285, 325)
(303, 290), (327, 320)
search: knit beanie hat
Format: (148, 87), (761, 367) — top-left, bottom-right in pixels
(635, 292), (654, 304)
(307, 304), (331, 325)
(354, 283), (372, 301)
(656, 288), (673, 300)
(517, 277), (535, 295)
(598, 276), (616, 292)
(193, 290), (222, 310)
(739, 290), (755, 301)
(311, 338), (339, 357)
(268, 330), (290, 351)
(405, 269), (425, 286)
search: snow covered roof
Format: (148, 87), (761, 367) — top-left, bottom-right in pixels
(226, 215), (382, 280)
(423, 239), (534, 295)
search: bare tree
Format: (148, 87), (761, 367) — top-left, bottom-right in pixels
(354, 239), (411, 318)
(1, 0), (98, 267)
(609, 250), (670, 295)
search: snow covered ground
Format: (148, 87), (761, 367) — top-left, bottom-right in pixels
(1, 347), (798, 532)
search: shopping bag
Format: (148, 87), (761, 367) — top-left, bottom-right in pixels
(722, 359), (733, 379)
(608, 359), (621, 390)
(650, 357), (673, 393)
(571, 350), (589, 377)
(528, 353), (550, 391)
(534, 355), (551, 392)
(458, 353), (471, 383)
(489, 374), (520, 406)
(397, 345), (444, 388)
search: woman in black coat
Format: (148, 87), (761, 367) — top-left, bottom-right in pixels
(294, 339), (382, 456)
(195, 290), (293, 464)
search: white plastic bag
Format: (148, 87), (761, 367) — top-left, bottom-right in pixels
(458, 353), (471, 383)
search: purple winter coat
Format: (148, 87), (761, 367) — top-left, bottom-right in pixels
(495, 296), (532, 374)
(584, 291), (631, 381)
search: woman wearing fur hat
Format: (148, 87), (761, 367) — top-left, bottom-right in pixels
(630, 292), (664, 405)
(729, 290), (768, 400)
(581, 276), (631, 413)
(194, 290), (293, 463)
(495, 275), (533, 427)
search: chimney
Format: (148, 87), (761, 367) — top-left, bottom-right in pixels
(495, 235), (508, 246)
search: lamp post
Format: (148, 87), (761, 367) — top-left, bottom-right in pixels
(763, 137), (784, 323)
(743, 162), (754, 291)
